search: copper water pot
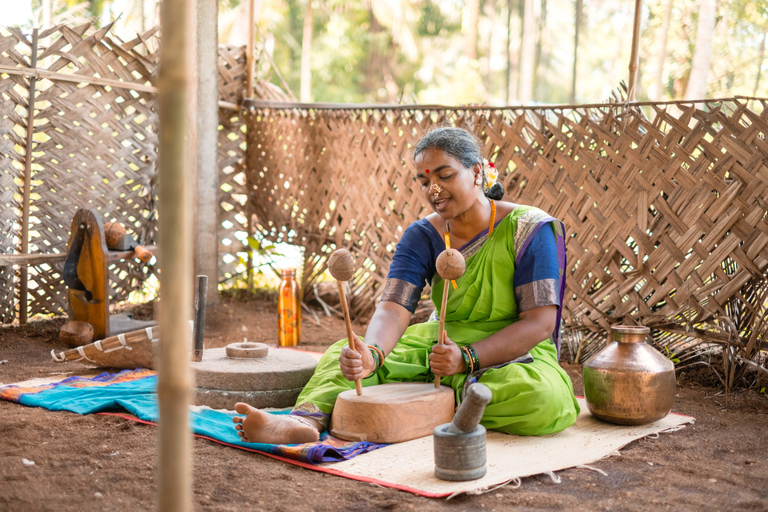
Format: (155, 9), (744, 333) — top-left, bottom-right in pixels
(582, 325), (676, 425)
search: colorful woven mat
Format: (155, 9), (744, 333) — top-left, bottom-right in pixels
(0, 369), (384, 464)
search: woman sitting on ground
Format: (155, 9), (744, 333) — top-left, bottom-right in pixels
(233, 126), (580, 444)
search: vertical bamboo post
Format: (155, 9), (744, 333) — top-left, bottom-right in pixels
(246, 208), (254, 291)
(20, 29), (39, 325)
(245, 0), (255, 99)
(196, 0), (220, 305)
(628, 0), (642, 102)
(157, 0), (194, 508)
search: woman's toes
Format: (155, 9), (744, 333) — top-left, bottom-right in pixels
(233, 416), (243, 424)
(234, 402), (255, 415)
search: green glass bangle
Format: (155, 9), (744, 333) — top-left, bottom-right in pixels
(460, 346), (472, 374)
(467, 345), (480, 372)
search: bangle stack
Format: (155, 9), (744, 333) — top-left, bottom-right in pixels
(460, 345), (480, 374)
(367, 343), (385, 372)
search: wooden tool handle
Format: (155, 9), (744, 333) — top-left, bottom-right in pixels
(435, 278), (451, 388)
(134, 245), (153, 262)
(338, 281), (363, 395)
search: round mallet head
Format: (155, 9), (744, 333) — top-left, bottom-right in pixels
(103, 222), (126, 249)
(328, 249), (355, 282)
(436, 248), (466, 281)
(59, 320), (94, 347)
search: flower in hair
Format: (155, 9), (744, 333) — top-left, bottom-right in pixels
(482, 159), (499, 192)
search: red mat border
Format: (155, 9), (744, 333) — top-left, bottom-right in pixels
(98, 412), (449, 498)
(98, 404), (695, 499)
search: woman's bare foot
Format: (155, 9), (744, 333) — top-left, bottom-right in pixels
(232, 403), (321, 444)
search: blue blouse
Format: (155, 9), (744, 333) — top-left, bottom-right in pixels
(382, 215), (561, 314)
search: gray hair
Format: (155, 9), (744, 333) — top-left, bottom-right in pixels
(413, 127), (483, 169)
(413, 127), (505, 200)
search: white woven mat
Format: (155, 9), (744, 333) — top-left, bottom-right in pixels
(321, 397), (694, 497)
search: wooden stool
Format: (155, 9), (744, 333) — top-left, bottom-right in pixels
(330, 382), (455, 443)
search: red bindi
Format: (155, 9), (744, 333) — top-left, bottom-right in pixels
(425, 169), (429, 174)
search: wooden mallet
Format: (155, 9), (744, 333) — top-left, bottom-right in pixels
(328, 249), (363, 396)
(104, 222), (153, 262)
(434, 248), (466, 388)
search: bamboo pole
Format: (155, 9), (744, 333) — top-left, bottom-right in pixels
(20, 29), (39, 325)
(246, 0), (255, 99)
(628, 0), (642, 101)
(157, 0), (194, 507)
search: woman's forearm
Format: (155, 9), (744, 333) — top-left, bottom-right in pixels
(470, 305), (557, 368)
(362, 301), (412, 356)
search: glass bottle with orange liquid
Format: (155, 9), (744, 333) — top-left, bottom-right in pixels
(278, 268), (300, 346)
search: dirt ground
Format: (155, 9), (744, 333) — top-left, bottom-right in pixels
(1, 296), (766, 512)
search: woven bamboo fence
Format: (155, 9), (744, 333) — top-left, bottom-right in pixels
(0, 22), (283, 323)
(245, 99), (768, 382)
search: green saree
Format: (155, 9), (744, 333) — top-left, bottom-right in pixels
(293, 206), (580, 436)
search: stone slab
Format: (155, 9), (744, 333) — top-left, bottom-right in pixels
(109, 314), (157, 337)
(194, 387), (304, 410)
(191, 347), (317, 391)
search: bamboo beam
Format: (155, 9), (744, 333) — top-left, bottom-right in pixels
(246, 0), (255, 99)
(0, 245), (157, 267)
(244, 95), (759, 112)
(157, 0), (194, 507)
(0, 65), (239, 110)
(19, 29), (39, 325)
(628, 0), (642, 101)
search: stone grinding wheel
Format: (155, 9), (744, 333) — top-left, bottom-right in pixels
(103, 222), (127, 249)
(434, 248), (466, 387)
(191, 346), (318, 410)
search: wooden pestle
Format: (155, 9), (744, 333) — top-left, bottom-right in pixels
(328, 249), (363, 396)
(434, 248), (466, 388)
(447, 383), (492, 434)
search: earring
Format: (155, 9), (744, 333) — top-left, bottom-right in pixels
(475, 177), (482, 186)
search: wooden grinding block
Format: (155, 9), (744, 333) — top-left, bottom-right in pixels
(330, 383), (455, 443)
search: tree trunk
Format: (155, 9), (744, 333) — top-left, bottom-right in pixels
(464, 0), (480, 60)
(482, 0), (496, 88)
(506, 0), (514, 103)
(684, 0), (716, 100)
(650, 0), (673, 99)
(570, 0), (582, 104)
(754, 22), (767, 97)
(43, 0), (52, 28)
(534, 0), (546, 100)
(300, 0), (313, 102)
(518, 0), (538, 104)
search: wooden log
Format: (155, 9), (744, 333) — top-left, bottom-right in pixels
(330, 383), (455, 443)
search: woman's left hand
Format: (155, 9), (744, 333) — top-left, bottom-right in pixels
(429, 335), (466, 376)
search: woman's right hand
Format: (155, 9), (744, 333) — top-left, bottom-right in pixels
(339, 333), (376, 382)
